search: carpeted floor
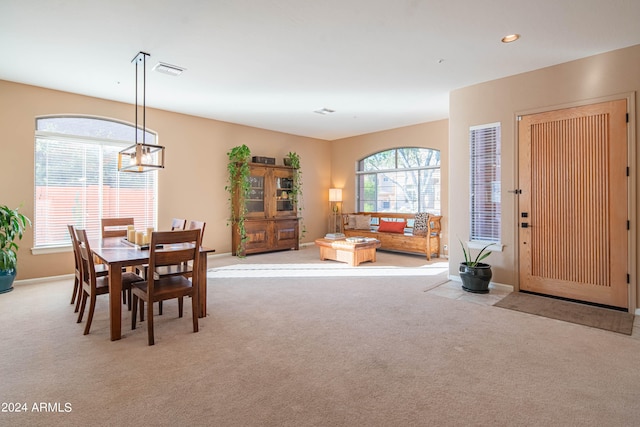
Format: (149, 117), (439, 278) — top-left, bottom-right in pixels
(494, 292), (635, 335)
(2, 246), (640, 426)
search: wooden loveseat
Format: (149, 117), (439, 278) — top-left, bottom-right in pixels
(342, 212), (442, 260)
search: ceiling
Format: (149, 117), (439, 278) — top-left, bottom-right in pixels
(2, 1), (640, 141)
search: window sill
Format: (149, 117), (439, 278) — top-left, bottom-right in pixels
(31, 245), (72, 255)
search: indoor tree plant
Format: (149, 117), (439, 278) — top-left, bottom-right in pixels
(0, 205), (31, 294)
(225, 144), (252, 256)
(459, 239), (493, 294)
(284, 151), (305, 238)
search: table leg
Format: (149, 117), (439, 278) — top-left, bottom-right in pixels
(198, 252), (208, 318)
(108, 263), (123, 341)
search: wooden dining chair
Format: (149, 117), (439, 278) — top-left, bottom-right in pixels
(186, 220), (206, 239)
(101, 217), (134, 238)
(134, 217), (189, 282)
(67, 225), (108, 313)
(152, 220), (207, 316)
(101, 217), (137, 306)
(171, 218), (187, 231)
(131, 229), (201, 345)
(76, 228), (143, 335)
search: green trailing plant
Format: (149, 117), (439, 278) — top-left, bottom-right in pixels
(459, 239), (492, 267)
(285, 152), (306, 238)
(0, 205), (32, 271)
(225, 144), (251, 255)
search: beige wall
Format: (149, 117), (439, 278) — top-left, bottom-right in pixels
(6, 42), (638, 297)
(0, 80), (331, 279)
(449, 44), (640, 307)
(330, 120), (449, 254)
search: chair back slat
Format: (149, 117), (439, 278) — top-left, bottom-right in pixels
(101, 217), (134, 238)
(153, 248), (197, 267)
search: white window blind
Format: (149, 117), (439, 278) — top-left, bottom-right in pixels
(34, 117), (157, 248)
(469, 123), (501, 242)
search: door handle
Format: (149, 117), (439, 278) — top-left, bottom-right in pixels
(521, 222), (530, 228)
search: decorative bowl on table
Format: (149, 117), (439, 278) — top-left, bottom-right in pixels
(346, 237), (366, 243)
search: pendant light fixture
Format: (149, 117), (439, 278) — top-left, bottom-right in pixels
(118, 51), (165, 172)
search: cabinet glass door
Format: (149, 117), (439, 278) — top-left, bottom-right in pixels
(275, 176), (294, 214)
(246, 174), (265, 214)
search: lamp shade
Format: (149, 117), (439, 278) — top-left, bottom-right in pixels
(329, 188), (343, 202)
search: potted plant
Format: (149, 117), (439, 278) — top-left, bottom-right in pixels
(284, 152), (305, 238)
(459, 240), (493, 293)
(225, 144), (251, 256)
(0, 205), (31, 294)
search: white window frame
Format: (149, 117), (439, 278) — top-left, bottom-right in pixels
(355, 147), (441, 215)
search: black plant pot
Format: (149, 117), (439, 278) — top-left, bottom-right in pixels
(459, 262), (492, 294)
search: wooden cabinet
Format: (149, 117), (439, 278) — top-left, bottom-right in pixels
(232, 163), (300, 256)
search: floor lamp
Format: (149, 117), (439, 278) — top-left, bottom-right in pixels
(328, 188), (343, 235)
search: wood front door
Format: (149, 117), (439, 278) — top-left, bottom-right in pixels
(518, 100), (628, 308)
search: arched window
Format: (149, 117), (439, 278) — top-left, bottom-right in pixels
(356, 147), (440, 213)
(34, 116), (158, 249)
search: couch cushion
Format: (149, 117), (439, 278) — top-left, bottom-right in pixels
(344, 215), (357, 230)
(354, 214), (371, 230)
(377, 219), (406, 233)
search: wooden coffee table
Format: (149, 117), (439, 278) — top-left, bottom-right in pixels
(314, 238), (381, 266)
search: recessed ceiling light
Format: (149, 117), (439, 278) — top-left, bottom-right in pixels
(501, 34), (520, 43)
(152, 62), (185, 76)
(314, 108), (335, 115)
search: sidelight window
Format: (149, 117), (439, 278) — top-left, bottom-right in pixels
(469, 123), (501, 242)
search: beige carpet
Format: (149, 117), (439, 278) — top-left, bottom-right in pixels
(2, 246), (640, 426)
(494, 292), (635, 335)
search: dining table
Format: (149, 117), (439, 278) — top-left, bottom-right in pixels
(91, 236), (215, 341)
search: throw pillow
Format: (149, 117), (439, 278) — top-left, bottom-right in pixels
(377, 219), (406, 233)
(413, 213), (430, 235)
(344, 215), (356, 230)
(354, 215), (371, 230)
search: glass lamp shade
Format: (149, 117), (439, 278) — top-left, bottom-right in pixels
(118, 142), (165, 172)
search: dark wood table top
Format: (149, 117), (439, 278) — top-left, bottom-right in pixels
(91, 237), (215, 264)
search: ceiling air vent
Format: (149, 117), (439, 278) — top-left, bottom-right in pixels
(152, 62), (185, 76)
(314, 108), (335, 115)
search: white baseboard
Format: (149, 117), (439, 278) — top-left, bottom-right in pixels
(14, 273), (74, 286)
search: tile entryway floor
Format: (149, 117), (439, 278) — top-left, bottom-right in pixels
(428, 280), (640, 340)
(427, 280), (511, 306)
